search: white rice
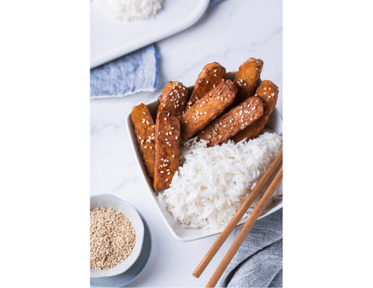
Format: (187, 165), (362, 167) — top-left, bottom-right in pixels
(157, 132), (283, 230)
(92, 0), (163, 22)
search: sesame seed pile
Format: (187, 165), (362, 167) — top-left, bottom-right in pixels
(90, 207), (136, 270)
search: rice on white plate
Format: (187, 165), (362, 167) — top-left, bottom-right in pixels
(92, 0), (163, 22)
(157, 132), (283, 231)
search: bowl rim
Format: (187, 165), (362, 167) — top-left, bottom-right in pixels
(126, 72), (283, 241)
(90, 194), (145, 278)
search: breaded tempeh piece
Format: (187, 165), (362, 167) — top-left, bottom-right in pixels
(131, 104), (156, 178)
(185, 62), (226, 111)
(233, 58), (263, 105)
(180, 79), (237, 141)
(197, 96), (264, 147)
(157, 81), (189, 117)
(232, 80), (279, 143)
(154, 112), (180, 191)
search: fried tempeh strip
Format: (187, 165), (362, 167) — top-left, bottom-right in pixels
(197, 96), (264, 147)
(157, 81), (189, 117)
(131, 104), (156, 178)
(154, 112), (180, 191)
(232, 80), (279, 143)
(180, 79), (237, 140)
(185, 62), (226, 111)
(233, 58), (263, 105)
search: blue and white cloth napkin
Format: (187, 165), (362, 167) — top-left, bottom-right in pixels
(90, 45), (159, 99)
(217, 209), (283, 288)
(90, 0), (225, 99)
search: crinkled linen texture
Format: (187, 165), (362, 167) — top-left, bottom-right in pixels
(217, 209), (283, 288)
(90, 45), (159, 99)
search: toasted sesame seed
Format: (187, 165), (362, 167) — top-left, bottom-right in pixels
(90, 208), (135, 270)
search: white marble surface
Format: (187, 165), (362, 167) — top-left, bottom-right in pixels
(91, 0), (282, 286)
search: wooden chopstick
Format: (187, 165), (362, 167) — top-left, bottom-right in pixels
(206, 165), (283, 287)
(193, 149), (283, 278)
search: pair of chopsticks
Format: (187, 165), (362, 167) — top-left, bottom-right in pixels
(192, 149), (283, 287)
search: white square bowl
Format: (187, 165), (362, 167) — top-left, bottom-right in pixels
(126, 72), (283, 242)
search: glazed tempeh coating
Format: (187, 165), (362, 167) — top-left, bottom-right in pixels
(185, 62), (226, 111)
(180, 79), (237, 141)
(233, 58), (263, 105)
(232, 80), (279, 142)
(157, 81), (189, 117)
(198, 96), (264, 147)
(131, 104), (156, 178)
(154, 112), (180, 191)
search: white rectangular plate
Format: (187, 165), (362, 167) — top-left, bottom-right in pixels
(90, 0), (210, 68)
(126, 72), (283, 241)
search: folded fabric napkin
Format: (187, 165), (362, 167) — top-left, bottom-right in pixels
(217, 209), (283, 288)
(90, 45), (159, 99)
(90, 0), (225, 99)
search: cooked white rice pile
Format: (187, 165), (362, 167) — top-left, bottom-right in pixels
(157, 132), (283, 230)
(92, 0), (163, 22)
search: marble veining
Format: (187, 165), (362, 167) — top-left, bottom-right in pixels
(91, 0), (282, 286)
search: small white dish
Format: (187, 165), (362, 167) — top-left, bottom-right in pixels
(90, 0), (210, 68)
(126, 72), (283, 242)
(90, 194), (145, 278)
